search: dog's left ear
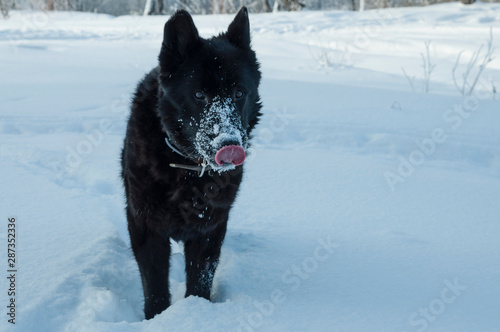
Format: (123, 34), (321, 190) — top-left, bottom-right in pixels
(226, 7), (251, 49)
(159, 10), (200, 72)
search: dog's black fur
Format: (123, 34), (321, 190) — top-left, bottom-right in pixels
(121, 7), (261, 319)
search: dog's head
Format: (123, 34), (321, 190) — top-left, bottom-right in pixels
(156, 7), (261, 172)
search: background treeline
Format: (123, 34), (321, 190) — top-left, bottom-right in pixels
(1, 0), (497, 17)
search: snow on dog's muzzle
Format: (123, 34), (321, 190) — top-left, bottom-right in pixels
(215, 145), (245, 166)
(194, 96), (248, 171)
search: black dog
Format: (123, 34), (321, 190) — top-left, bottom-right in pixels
(121, 7), (261, 319)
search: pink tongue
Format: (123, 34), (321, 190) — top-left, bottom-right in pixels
(215, 145), (246, 166)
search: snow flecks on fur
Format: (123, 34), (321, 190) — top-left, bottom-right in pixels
(195, 96), (247, 172)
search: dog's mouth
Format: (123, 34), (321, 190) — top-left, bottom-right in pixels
(166, 130), (246, 176)
(179, 144), (245, 178)
(195, 132), (247, 171)
(215, 145), (245, 166)
(190, 145), (246, 168)
(195, 142), (246, 173)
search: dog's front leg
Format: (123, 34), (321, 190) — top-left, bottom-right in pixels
(184, 220), (227, 300)
(129, 218), (172, 320)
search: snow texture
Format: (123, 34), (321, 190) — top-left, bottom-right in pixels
(1, 3), (500, 332)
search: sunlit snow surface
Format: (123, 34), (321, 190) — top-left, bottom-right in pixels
(1, 3), (500, 331)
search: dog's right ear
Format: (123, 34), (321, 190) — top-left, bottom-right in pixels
(226, 7), (250, 49)
(159, 10), (200, 72)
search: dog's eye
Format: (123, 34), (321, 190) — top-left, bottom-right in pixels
(194, 91), (205, 100)
(235, 89), (244, 100)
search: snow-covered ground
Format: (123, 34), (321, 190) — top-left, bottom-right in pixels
(1, 3), (500, 331)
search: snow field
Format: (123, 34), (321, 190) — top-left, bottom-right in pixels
(1, 3), (500, 331)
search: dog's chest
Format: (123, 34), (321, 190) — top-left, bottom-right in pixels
(157, 170), (241, 234)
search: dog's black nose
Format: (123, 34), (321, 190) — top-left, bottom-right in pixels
(218, 139), (241, 149)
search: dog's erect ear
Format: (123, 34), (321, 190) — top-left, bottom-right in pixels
(159, 10), (199, 71)
(226, 7), (250, 49)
